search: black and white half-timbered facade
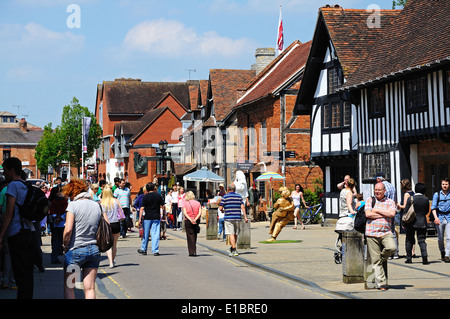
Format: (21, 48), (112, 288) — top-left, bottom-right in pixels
(294, 5), (400, 219)
(343, 0), (450, 201)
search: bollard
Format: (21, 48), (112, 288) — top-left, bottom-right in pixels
(364, 246), (388, 289)
(237, 218), (251, 249)
(342, 230), (364, 284)
(206, 206), (218, 240)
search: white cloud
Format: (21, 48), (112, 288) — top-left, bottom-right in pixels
(122, 19), (256, 58)
(5, 65), (45, 82)
(0, 23), (85, 61)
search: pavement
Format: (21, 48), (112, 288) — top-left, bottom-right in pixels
(1, 218), (449, 299)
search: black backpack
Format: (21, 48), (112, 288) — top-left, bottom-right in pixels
(16, 180), (49, 222)
(354, 196), (375, 233)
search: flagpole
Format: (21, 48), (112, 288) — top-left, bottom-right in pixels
(81, 117), (84, 179)
(276, 5), (284, 56)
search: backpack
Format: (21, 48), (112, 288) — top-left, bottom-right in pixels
(354, 196), (375, 234)
(16, 180), (49, 222)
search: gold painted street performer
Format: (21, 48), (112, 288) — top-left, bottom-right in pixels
(267, 187), (295, 241)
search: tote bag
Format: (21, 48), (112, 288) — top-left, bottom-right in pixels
(96, 203), (114, 253)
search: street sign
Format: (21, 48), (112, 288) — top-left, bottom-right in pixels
(263, 151), (297, 160)
(237, 160), (254, 171)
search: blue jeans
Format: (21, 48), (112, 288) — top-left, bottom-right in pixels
(218, 218), (225, 240)
(436, 217), (450, 257)
(64, 244), (101, 271)
(141, 219), (160, 254)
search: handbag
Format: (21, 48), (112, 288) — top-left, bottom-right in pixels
(335, 216), (354, 232)
(96, 203), (114, 253)
(402, 196), (416, 224)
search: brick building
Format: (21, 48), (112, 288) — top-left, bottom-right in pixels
(94, 78), (191, 197)
(233, 40), (322, 192)
(0, 112), (43, 179)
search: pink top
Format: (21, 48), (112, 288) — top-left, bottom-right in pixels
(184, 200), (201, 220)
(178, 193), (186, 208)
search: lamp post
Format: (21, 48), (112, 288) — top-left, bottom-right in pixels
(159, 140), (168, 197)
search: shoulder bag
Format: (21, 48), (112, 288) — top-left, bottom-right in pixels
(402, 196), (416, 224)
(96, 203), (114, 253)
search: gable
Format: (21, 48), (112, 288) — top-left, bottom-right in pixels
(208, 69), (256, 122)
(294, 5), (400, 115)
(152, 92), (188, 119)
(132, 107), (181, 145)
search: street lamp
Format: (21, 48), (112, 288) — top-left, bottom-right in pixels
(159, 140), (168, 197)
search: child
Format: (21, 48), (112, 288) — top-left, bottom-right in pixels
(355, 193), (365, 210)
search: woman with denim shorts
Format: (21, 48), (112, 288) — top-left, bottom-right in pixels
(62, 179), (109, 299)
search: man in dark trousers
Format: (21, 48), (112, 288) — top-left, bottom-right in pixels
(138, 183), (163, 256)
(0, 157), (35, 299)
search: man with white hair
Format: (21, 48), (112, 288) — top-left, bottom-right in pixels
(365, 182), (397, 290)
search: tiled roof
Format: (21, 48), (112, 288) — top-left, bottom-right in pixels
(344, 0), (450, 88)
(187, 80), (209, 111)
(321, 6), (400, 78)
(103, 79), (191, 115)
(115, 107), (177, 143)
(235, 40), (311, 107)
(208, 69), (256, 122)
(0, 128), (43, 144)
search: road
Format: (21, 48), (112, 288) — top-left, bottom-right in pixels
(95, 230), (341, 300)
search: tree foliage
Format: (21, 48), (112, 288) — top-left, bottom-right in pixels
(392, 0), (408, 9)
(35, 97), (102, 176)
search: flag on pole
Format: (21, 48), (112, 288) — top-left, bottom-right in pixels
(276, 6), (284, 56)
(82, 116), (91, 153)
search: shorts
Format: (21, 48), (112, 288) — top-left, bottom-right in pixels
(224, 219), (242, 235)
(64, 244), (101, 272)
(110, 222), (121, 234)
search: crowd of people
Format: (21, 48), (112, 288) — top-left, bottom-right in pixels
(1, 155), (449, 297)
(336, 172), (450, 290)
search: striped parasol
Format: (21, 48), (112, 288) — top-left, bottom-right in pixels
(255, 171), (285, 182)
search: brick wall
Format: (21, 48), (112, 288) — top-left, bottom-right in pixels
(236, 94), (323, 192)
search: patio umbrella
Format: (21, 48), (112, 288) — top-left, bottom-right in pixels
(255, 172), (285, 209)
(183, 167), (225, 182)
(255, 171), (285, 181)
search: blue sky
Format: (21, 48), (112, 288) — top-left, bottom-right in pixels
(0, 0), (397, 128)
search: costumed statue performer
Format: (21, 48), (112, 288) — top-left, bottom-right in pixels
(267, 187), (295, 241)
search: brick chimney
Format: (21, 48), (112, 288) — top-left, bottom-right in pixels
(19, 118), (28, 132)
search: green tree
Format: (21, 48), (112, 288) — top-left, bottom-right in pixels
(35, 123), (64, 175)
(392, 0), (407, 9)
(59, 97), (102, 175)
(35, 97), (102, 178)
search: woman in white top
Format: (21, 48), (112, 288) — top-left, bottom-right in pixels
(101, 184), (123, 268)
(339, 178), (357, 217)
(291, 184), (309, 230)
